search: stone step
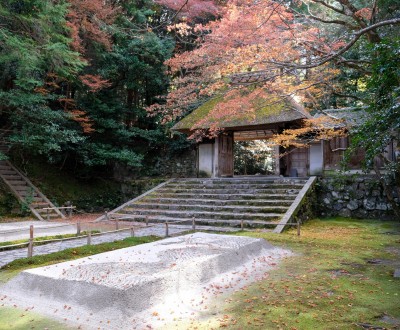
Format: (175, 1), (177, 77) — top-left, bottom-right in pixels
(7, 183), (28, 189)
(0, 170), (16, 175)
(157, 188), (301, 195)
(36, 208), (59, 215)
(35, 212), (60, 219)
(31, 202), (51, 208)
(32, 197), (46, 202)
(128, 203), (288, 214)
(111, 214), (280, 228)
(175, 178), (308, 184)
(119, 208), (282, 221)
(142, 197), (294, 207)
(8, 180), (29, 188)
(14, 186), (34, 193)
(166, 183), (306, 189)
(19, 194), (40, 200)
(148, 192), (297, 201)
(2, 175), (22, 181)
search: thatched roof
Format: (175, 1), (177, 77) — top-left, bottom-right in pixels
(313, 107), (369, 128)
(172, 91), (310, 134)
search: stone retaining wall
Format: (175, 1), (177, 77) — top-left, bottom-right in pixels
(114, 148), (197, 182)
(152, 149), (197, 178)
(317, 175), (396, 219)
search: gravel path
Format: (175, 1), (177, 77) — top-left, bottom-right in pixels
(0, 224), (238, 268)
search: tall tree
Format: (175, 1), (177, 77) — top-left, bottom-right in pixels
(0, 0), (180, 175)
(0, 0), (87, 158)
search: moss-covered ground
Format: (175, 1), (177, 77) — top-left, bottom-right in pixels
(0, 218), (399, 329)
(179, 218), (400, 329)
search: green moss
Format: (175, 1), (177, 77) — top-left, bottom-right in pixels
(173, 89), (298, 131)
(11, 159), (122, 211)
(126, 178), (166, 196)
(169, 218), (400, 329)
(173, 96), (223, 129)
(0, 307), (71, 330)
(0, 181), (20, 216)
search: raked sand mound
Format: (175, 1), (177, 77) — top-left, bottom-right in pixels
(1, 232), (292, 329)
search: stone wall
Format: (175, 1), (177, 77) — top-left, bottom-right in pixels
(114, 148), (197, 182)
(152, 149), (197, 178)
(317, 175), (396, 219)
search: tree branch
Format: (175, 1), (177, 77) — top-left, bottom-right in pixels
(269, 18), (400, 70)
(304, 2), (357, 29)
(311, 0), (345, 15)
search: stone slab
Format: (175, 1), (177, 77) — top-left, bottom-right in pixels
(0, 232), (291, 329)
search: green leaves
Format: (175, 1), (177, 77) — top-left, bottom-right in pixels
(0, 0), (182, 175)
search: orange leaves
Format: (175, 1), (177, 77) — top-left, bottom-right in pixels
(155, 0), (338, 134)
(58, 94), (95, 134)
(355, 8), (373, 21)
(156, 0), (220, 21)
(167, 23), (193, 37)
(66, 0), (118, 53)
(79, 74), (111, 92)
(271, 117), (347, 149)
(34, 87), (49, 95)
(69, 110), (95, 134)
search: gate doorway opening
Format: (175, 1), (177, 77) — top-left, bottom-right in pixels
(234, 140), (275, 175)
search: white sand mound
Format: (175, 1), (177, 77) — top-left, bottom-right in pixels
(0, 233), (292, 329)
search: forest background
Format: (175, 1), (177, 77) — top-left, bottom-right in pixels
(0, 0), (399, 203)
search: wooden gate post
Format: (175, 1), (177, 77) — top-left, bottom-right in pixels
(77, 221), (81, 235)
(27, 225), (34, 258)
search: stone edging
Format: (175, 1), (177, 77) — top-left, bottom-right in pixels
(94, 179), (174, 222)
(273, 176), (317, 233)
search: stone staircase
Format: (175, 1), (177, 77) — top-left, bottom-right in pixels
(0, 129), (65, 221)
(105, 177), (313, 230)
(0, 160), (65, 221)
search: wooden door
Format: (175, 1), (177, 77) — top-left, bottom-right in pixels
(289, 147), (308, 177)
(217, 133), (234, 177)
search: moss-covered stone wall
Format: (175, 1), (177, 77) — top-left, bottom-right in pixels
(317, 175), (396, 220)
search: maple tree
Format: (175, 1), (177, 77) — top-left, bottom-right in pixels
(154, 0), (399, 213)
(152, 0), (341, 131)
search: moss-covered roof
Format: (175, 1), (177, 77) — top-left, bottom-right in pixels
(172, 90), (310, 133)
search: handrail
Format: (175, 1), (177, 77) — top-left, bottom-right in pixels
(0, 160), (65, 219)
(94, 178), (175, 222)
(273, 176), (317, 233)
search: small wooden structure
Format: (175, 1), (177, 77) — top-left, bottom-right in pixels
(173, 91), (310, 177)
(173, 93), (397, 177)
(174, 94), (400, 178)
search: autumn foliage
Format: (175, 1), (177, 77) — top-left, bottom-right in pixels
(66, 0), (117, 53)
(152, 0), (339, 139)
